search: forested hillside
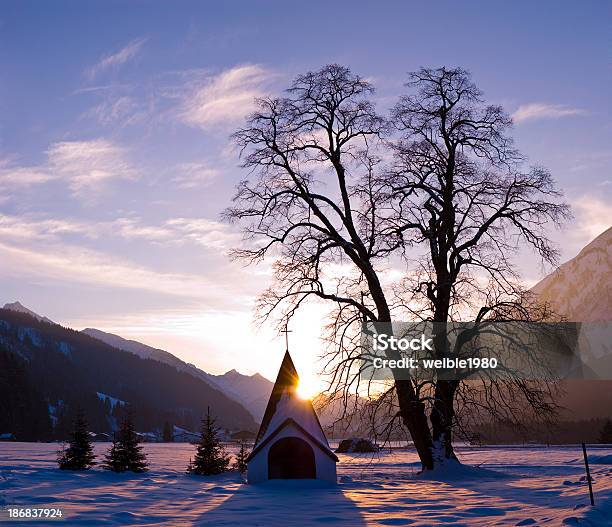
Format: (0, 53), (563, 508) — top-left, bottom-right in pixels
(0, 309), (257, 441)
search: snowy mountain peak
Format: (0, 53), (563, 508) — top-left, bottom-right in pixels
(220, 369), (269, 381)
(2, 301), (54, 324)
(531, 226), (612, 322)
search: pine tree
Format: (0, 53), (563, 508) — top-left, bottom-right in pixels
(233, 440), (249, 474)
(187, 407), (229, 475)
(162, 421), (173, 442)
(599, 419), (612, 444)
(57, 410), (96, 470)
(102, 411), (148, 473)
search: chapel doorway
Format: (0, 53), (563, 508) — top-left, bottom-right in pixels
(267, 436), (316, 479)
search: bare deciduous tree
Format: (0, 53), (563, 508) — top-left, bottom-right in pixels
(225, 65), (569, 470)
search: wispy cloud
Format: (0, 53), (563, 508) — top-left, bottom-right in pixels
(171, 162), (219, 189)
(84, 96), (142, 126)
(0, 215), (256, 309)
(0, 140), (135, 201)
(180, 64), (275, 129)
(0, 214), (98, 241)
(0, 165), (54, 187)
(47, 139), (137, 196)
(113, 216), (239, 250)
(166, 217), (240, 249)
(85, 37), (147, 80)
(73, 84), (132, 95)
(0, 155), (55, 203)
(0, 213), (240, 250)
(512, 103), (585, 124)
(0, 240), (220, 300)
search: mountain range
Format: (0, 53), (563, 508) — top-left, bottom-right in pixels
(80, 327), (272, 420)
(1, 226), (610, 441)
(0, 306), (274, 423)
(0, 307), (260, 441)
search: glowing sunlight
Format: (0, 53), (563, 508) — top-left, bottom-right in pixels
(296, 373), (323, 400)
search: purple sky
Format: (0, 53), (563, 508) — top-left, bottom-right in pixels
(0, 1), (610, 383)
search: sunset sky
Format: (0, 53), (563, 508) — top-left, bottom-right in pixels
(1, 1), (610, 384)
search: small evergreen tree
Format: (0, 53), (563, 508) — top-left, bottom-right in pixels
(57, 410), (95, 470)
(599, 419), (612, 444)
(162, 421), (173, 442)
(187, 407), (229, 475)
(233, 440), (249, 474)
(102, 411), (148, 473)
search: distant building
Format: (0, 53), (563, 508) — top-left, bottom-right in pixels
(231, 430), (256, 441)
(172, 426), (199, 443)
(90, 432), (111, 442)
(246, 351), (338, 483)
(136, 431), (160, 443)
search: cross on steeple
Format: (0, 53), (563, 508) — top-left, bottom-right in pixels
(280, 319), (292, 352)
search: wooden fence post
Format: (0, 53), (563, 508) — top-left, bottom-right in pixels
(581, 442), (595, 506)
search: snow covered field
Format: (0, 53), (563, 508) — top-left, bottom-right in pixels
(0, 443), (611, 526)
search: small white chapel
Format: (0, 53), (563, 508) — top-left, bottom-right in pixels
(246, 350), (338, 483)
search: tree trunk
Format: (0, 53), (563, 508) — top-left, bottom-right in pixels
(396, 379), (434, 470)
(429, 273), (459, 465)
(371, 284), (436, 471)
(430, 379), (459, 462)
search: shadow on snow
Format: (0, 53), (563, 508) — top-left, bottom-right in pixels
(196, 479), (366, 526)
